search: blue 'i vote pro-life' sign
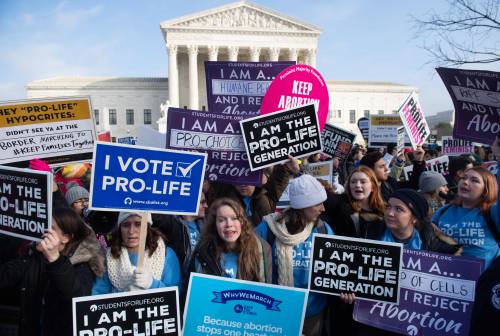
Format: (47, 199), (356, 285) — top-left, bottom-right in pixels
(89, 142), (207, 215)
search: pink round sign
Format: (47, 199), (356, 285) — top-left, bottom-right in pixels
(260, 64), (329, 130)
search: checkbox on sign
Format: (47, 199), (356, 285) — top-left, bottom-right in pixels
(175, 159), (200, 178)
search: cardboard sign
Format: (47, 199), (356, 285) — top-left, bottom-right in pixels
(398, 92), (430, 148)
(205, 61), (294, 116)
(166, 107), (262, 185)
(277, 161), (333, 208)
(368, 115), (411, 147)
(321, 123), (356, 164)
(183, 274), (307, 336)
(441, 136), (473, 156)
(481, 161), (498, 175)
(261, 64), (329, 130)
(404, 155), (449, 180)
(0, 166), (52, 242)
(357, 117), (369, 142)
(73, 287), (180, 336)
(240, 104), (322, 171)
(437, 67), (500, 145)
(309, 234), (403, 303)
(89, 142), (207, 215)
(117, 136), (137, 145)
(428, 134), (437, 144)
(0, 97), (97, 167)
(354, 249), (483, 336)
(383, 153), (394, 170)
(396, 126), (405, 157)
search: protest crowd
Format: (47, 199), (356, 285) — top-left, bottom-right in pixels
(0, 63), (499, 336)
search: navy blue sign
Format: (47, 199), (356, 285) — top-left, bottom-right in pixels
(89, 142), (207, 215)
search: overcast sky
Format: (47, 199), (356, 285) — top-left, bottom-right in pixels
(1, 0), (498, 116)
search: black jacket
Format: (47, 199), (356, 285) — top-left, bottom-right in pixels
(380, 160), (426, 202)
(322, 193), (385, 240)
(0, 235), (104, 336)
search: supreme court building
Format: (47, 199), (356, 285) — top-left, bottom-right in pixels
(27, 1), (417, 141)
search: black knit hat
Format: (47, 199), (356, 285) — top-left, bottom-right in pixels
(390, 188), (429, 222)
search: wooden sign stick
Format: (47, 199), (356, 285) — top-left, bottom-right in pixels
(136, 211), (149, 271)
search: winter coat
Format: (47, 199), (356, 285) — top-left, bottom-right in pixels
(380, 160), (426, 202)
(0, 233), (104, 336)
(206, 164), (291, 226)
(322, 193), (385, 240)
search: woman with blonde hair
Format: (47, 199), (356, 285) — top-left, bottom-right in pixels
(433, 140), (500, 270)
(188, 197), (272, 282)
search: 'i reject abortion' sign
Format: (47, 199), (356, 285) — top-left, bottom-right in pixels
(89, 142), (207, 215)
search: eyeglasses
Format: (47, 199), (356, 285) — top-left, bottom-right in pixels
(74, 198), (89, 205)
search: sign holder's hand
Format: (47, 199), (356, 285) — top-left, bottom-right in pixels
(36, 228), (61, 263)
(412, 145), (425, 162)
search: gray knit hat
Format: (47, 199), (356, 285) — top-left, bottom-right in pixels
(117, 212), (152, 227)
(419, 171), (447, 193)
(65, 185), (89, 205)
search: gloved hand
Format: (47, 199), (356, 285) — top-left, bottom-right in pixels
(131, 268), (153, 290)
(29, 158), (51, 172)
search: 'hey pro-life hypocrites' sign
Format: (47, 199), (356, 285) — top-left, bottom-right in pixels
(240, 104), (322, 171)
(89, 142), (206, 215)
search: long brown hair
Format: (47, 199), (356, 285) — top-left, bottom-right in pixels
(110, 217), (165, 258)
(52, 207), (91, 255)
(452, 166), (497, 213)
(198, 198), (261, 281)
(347, 166), (385, 216)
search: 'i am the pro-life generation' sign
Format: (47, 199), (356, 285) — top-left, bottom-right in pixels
(183, 274), (307, 336)
(89, 142), (207, 215)
(437, 67), (500, 145)
(309, 234), (403, 303)
(0, 165), (52, 242)
(354, 249), (483, 336)
(240, 104), (322, 170)
(73, 287), (180, 336)
(0, 97), (97, 167)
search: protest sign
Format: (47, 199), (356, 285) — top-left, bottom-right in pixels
(240, 104), (322, 171)
(383, 153), (393, 170)
(354, 249), (483, 336)
(404, 155), (449, 180)
(368, 115), (411, 147)
(441, 136), (473, 156)
(481, 161), (498, 175)
(0, 97), (97, 167)
(261, 64), (329, 130)
(0, 166), (51, 242)
(97, 131), (111, 142)
(428, 134), (437, 144)
(183, 273), (307, 336)
(277, 161), (333, 208)
(309, 234), (403, 303)
(396, 126), (405, 157)
(437, 67), (500, 145)
(117, 136), (136, 145)
(205, 61), (294, 116)
(398, 92), (430, 148)
(321, 123), (356, 164)
(166, 107), (262, 185)
(89, 142), (206, 215)
(73, 287), (180, 336)
(357, 117), (369, 142)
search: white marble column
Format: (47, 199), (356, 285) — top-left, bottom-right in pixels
(188, 45), (199, 110)
(228, 46), (239, 61)
(167, 44), (179, 107)
(250, 47), (261, 62)
(288, 48), (298, 62)
(269, 47), (280, 61)
(307, 48), (317, 68)
(208, 45), (219, 61)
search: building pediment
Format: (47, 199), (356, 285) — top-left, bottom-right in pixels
(160, 1), (321, 34)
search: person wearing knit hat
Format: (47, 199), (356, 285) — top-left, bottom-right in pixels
(380, 188), (460, 254)
(92, 212), (181, 294)
(65, 185), (89, 217)
(419, 171), (449, 215)
(255, 174), (332, 336)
